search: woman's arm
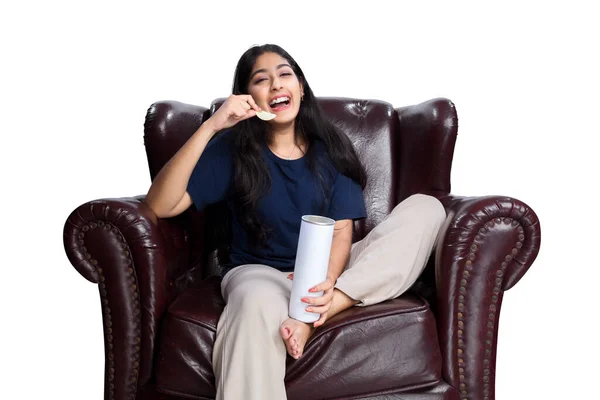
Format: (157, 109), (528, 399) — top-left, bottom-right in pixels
(145, 94), (261, 218)
(327, 219), (353, 282)
(145, 122), (218, 218)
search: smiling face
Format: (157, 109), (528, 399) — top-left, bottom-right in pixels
(247, 52), (304, 127)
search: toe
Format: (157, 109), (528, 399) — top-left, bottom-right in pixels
(280, 324), (292, 340)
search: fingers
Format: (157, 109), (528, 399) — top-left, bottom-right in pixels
(309, 279), (334, 293)
(232, 105), (256, 121)
(313, 313), (327, 328)
(287, 273), (294, 280)
(307, 302), (331, 314)
(243, 95), (261, 112)
(302, 288), (333, 306)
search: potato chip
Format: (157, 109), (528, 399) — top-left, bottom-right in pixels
(256, 110), (276, 121)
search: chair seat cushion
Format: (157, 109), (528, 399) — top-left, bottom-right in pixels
(155, 276), (442, 400)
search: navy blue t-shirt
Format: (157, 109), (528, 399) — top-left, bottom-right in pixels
(185, 129), (367, 275)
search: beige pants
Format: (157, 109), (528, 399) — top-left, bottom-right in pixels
(212, 194), (447, 400)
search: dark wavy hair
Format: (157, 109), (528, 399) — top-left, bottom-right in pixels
(229, 44), (367, 248)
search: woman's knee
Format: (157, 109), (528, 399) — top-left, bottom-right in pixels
(399, 194), (446, 224)
(418, 194), (446, 224)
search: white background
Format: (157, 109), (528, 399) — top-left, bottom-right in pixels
(2, 1), (598, 399)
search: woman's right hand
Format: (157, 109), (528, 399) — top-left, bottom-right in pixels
(206, 94), (262, 131)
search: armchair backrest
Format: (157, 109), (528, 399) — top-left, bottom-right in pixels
(143, 97), (458, 278)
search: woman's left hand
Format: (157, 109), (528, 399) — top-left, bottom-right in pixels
(287, 273), (335, 328)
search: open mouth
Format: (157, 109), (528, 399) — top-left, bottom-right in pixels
(269, 96), (291, 112)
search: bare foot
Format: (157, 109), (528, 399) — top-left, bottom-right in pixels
(280, 318), (315, 359)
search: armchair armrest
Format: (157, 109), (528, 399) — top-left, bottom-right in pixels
(63, 195), (193, 398)
(434, 194), (541, 400)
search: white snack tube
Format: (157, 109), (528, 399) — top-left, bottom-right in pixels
(289, 215), (335, 323)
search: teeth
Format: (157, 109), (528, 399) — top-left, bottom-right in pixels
(270, 97), (290, 106)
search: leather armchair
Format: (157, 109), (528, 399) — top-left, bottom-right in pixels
(63, 97), (541, 400)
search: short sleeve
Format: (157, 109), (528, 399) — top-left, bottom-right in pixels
(327, 173), (367, 221)
(186, 130), (234, 212)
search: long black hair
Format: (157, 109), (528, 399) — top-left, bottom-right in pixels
(229, 44), (367, 248)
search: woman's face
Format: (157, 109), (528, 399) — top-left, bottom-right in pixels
(247, 52), (304, 126)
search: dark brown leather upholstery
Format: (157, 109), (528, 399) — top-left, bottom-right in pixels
(63, 97), (541, 400)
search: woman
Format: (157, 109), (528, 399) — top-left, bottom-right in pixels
(145, 44), (446, 400)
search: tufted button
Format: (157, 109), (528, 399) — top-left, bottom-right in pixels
(82, 225), (89, 232)
(495, 218), (501, 223)
(457, 349), (463, 355)
(466, 260), (472, 267)
(460, 286), (466, 293)
(496, 270), (503, 277)
(463, 271), (470, 277)
(489, 304), (497, 312)
(459, 367), (464, 373)
(458, 312), (463, 318)
(468, 253), (476, 260)
(460, 383), (465, 389)
(459, 295), (465, 301)
(458, 321), (464, 328)
(516, 241), (523, 248)
(458, 329), (463, 335)
(470, 244), (478, 251)
(458, 303), (464, 311)
(518, 234), (525, 241)
(460, 279), (467, 286)
(90, 222), (97, 229)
